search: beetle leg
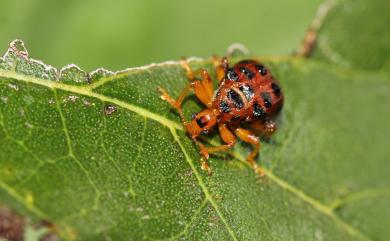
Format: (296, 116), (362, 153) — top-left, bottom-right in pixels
(192, 75), (213, 108)
(192, 124), (236, 174)
(201, 123), (236, 156)
(250, 120), (278, 138)
(234, 127), (265, 177)
(212, 55), (229, 84)
(181, 58), (214, 107)
(181, 57), (198, 82)
(158, 85), (193, 124)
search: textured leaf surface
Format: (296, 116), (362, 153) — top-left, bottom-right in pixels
(312, 0), (389, 72)
(0, 39), (389, 241)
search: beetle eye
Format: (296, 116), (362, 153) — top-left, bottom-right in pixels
(196, 117), (207, 128)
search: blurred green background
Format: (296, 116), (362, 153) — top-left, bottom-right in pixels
(0, 0), (322, 71)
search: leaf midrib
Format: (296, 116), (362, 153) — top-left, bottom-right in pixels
(0, 68), (375, 241)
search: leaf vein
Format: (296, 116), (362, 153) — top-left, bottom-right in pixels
(0, 180), (49, 220)
(101, 104), (136, 197)
(131, 117), (147, 184)
(230, 148), (373, 241)
(159, 198), (208, 241)
(329, 187), (390, 210)
(53, 89), (102, 209)
(169, 127), (238, 241)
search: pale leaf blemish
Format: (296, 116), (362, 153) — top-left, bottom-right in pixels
(82, 99), (94, 107)
(64, 95), (79, 102)
(1, 96), (8, 103)
(135, 207), (144, 212)
(315, 228), (323, 241)
(7, 83), (19, 91)
(19, 107), (25, 117)
(128, 205), (134, 212)
(25, 122), (33, 129)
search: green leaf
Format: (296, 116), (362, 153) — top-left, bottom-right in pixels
(312, 0), (389, 72)
(0, 39), (389, 241)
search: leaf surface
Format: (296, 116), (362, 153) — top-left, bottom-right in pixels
(0, 39), (389, 241)
(312, 0), (389, 72)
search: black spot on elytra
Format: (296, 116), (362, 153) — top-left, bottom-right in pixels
(219, 101), (231, 113)
(253, 103), (266, 119)
(239, 85), (254, 101)
(226, 68), (239, 81)
(271, 83), (281, 97)
(239, 67), (254, 80)
(261, 92), (272, 108)
(227, 89), (244, 109)
(256, 64), (267, 76)
(196, 117), (207, 128)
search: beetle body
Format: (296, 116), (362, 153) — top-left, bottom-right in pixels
(159, 58), (283, 175)
(212, 60), (283, 125)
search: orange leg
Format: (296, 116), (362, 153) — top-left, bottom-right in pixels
(212, 55), (229, 84)
(158, 85), (193, 124)
(250, 120), (278, 138)
(195, 123), (236, 174)
(234, 127), (265, 177)
(158, 73), (214, 121)
(199, 123), (236, 158)
(181, 58), (214, 107)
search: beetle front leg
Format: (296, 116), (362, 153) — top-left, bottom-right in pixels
(250, 120), (278, 138)
(181, 58), (214, 107)
(212, 55), (229, 84)
(234, 127), (265, 177)
(158, 84), (193, 124)
(192, 124), (236, 175)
